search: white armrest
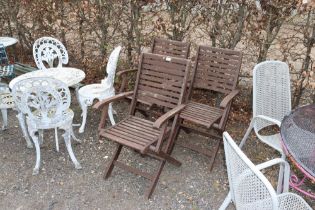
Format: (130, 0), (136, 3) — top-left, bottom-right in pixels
(254, 115), (281, 127)
(256, 158), (290, 193)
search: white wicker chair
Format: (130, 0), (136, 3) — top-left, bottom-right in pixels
(33, 37), (68, 70)
(78, 46), (121, 133)
(220, 132), (312, 210)
(239, 61), (291, 157)
(12, 77), (81, 175)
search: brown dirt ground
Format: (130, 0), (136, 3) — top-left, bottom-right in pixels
(0, 90), (314, 210)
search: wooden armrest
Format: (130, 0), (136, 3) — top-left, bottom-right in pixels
(153, 104), (186, 129)
(117, 68), (138, 93)
(220, 89), (240, 108)
(116, 68), (138, 77)
(93, 91), (133, 110)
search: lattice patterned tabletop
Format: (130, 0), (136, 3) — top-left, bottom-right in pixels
(9, 67), (85, 89)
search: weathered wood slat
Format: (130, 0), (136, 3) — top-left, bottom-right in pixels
(114, 125), (157, 140)
(114, 161), (154, 180)
(137, 94), (177, 109)
(177, 45), (242, 171)
(142, 69), (183, 81)
(99, 51), (191, 199)
(139, 75), (183, 90)
(138, 90), (179, 106)
(105, 129), (149, 145)
(152, 38), (190, 59)
(198, 53), (241, 65)
(193, 81), (232, 94)
(138, 84), (181, 98)
(142, 62), (186, 76)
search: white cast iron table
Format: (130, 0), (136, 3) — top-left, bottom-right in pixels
(0, 37), (18, 48)
(9, 67), (85, 89)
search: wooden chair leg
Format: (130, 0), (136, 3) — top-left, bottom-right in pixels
(164, 116), (181, 155)
(98, 104), (109, 132)
(159, 152), (181, 167)
(209, 138), (221, 171)
(104, 144), (122, 179)
(145, 160), (166, 199)
(168, 124), (181, 154)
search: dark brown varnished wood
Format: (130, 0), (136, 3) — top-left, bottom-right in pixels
(176, 45), (243, 170)
(96, 52), (191, 199)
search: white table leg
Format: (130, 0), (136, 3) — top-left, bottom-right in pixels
(1, 108), (8, 130)
(70, 126), (81, 143)
(79, 102), (88, 133)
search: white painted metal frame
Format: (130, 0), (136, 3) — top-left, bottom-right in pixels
(220, 132), (312, 210)
(78, 46), (122, 133)
(0, 87), (14, 130)
(33, 37), (68, 70)
(32, 37), (81, 146)
(12, 77), (81, 175)
(239, 61), (291, 156)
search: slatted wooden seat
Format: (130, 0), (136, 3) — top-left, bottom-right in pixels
(179, 102), (223, 128)
(93, 53), (191, 198)
(100, 116), (170, 153)
(174, 45), (243, 170)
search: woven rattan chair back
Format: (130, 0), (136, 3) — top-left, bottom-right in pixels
(253, 61), (291, 133)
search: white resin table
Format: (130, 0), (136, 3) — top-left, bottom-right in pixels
(0, 37), (18, 48)
(9, 67), (85, 89)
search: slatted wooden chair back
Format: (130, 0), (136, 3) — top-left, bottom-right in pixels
(151, 38), (190, 59)
(189, 45), (243, 129)
(190, 45), (242, 94)
(129, 53), (190, 115)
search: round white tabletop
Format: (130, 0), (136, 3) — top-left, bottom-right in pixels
(9, 67), (85, 89)
(0, 37), (18, 48)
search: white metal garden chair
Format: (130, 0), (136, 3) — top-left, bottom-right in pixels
(0, 43), (15, 130)
(32, 37), (79, 143)
(78, 46), (121, 133)
(33, 37), (68, 70)
(239, 61), (291, 158)
(12, 77), (81, 175)
(220, 132), (312, 210)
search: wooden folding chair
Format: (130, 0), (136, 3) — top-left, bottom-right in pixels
(174, 45), (243, 170)
(118, 37), (190, 93)
(93, 53), (191, 198)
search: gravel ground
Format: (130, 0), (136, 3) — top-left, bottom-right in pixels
(0, 95), (314, 210)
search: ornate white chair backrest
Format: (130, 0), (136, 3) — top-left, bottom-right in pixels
(223, 132), (278, 209)
(33, 37), (69, 70)
(253, 61), (291, 132)
(102, 46), (122, 87)
(12, 77), (71, 124)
